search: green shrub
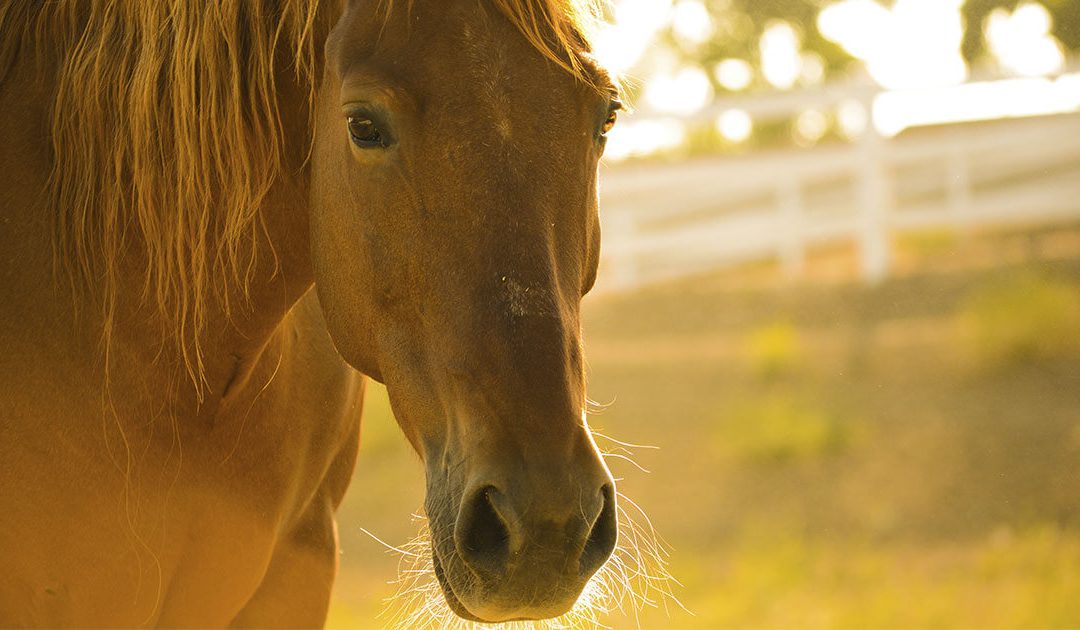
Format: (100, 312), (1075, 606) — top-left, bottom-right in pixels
(745, 320), (803, 379)
(959, 271), (1080, 366)
(718, 395), (848, 464)
(900, 229), (957, 257)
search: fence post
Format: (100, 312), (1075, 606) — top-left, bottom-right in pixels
(947, 137), (972, 237)
(856, 88), (891, 285)
(777, 177), (805, 278)
(604, 211), (639, 291)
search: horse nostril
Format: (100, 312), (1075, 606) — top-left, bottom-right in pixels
(579, 483), (617, 578)
(455, 486), (512, 578)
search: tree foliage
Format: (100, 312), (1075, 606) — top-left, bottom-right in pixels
(963, 0), (1080, 58)
(663, 0), (1079, 92)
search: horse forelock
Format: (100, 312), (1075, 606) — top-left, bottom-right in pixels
(0, 0), (609, 397)
(378, 0), (612, 91)
(485, 0), (609, 85)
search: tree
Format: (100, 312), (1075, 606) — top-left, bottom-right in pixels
(658, 0), (1080, 94)
(962, 0), (1080, 60)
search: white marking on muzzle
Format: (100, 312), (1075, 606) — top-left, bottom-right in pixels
(501, 276), (555, 318)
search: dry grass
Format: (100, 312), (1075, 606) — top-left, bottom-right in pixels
(330, 224), (1080, 629)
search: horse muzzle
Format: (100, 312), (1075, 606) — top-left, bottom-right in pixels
(427, 452), (617, 622)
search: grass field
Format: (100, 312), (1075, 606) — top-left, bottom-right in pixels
(327, 225), (1080, 629)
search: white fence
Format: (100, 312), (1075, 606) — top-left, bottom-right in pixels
(595, 75), (1080, 293)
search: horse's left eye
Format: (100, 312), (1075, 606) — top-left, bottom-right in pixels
(601, 110), (618, 136)
(348, 116), (385, 148)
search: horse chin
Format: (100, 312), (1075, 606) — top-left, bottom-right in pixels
(431, 540), (576, 623)
(431, 541), (486, 623)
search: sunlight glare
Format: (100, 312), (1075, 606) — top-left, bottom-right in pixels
(817, 0), (889, 60)
(818, 0), (967, 90)
(714, 58), (754, 91)
(986, 3), (1065, 77)
(716, 109), (753, 143)
(800, 52), (826, 86)
(604, 119), (687, 160)
(837, 99), (868, 139)
(794, 109), (828, 146)
(759, 21), (802, 90)
(592, 0), (674, 74)
(872, 73), (1080, 137)
(671, 0), (714, 48)
(644, 66), (713, 115)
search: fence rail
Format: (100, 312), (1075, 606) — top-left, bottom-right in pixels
(595, 93), (1080, 293)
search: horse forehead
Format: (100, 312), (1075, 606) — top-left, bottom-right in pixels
(456, 15), (516, 136)
(457, 9), (511, 81)
(333, 1), (581, 115)
(411, 1), (574, 110)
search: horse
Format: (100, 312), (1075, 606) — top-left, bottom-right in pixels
(0, 0), (627, 625)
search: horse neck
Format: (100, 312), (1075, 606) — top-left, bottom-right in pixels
(174, 51), (329, 403)
(0, 1), (346, 418)
(176, 4), (353, 406)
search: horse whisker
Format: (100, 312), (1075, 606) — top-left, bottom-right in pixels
(590, 432), (660, 451)
(366, 432), (683, 629)
(601, 452), (651, 474)
(359, 527), (426, 558)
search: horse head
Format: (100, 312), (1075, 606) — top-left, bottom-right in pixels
(310, 0), (620, 622)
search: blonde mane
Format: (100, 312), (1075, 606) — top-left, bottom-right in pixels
(0, 0), (604, 393)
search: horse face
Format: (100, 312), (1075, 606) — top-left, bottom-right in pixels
(310, 0), (618, 622)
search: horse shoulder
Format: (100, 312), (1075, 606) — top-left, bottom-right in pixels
(0, 288), (365, 626)
(208, 289), (364, 514)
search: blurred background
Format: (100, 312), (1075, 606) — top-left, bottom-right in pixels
(329, 1), (1080, 627)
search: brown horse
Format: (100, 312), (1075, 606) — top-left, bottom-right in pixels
(0, 0), (627, 625)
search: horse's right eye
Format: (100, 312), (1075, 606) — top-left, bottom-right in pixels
(348, 116), (385, 149)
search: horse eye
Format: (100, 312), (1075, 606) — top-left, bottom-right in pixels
(347, 116), (385, 148)
(601, 110), (618, 136)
